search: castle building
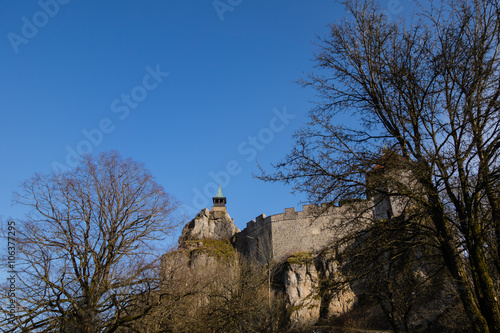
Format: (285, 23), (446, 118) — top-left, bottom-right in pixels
(234, 201), (373, 264)
(165, 152), (439, 329)
(233, 153), (411, 264)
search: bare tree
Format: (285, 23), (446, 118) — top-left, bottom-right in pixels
(259, 0), (500, 332)
(130, 243), (287, 333)
(336, 212), (450, 333)
(1, 151), (178, 332)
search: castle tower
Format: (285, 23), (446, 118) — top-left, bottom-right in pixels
(367, 149), (412, 220)
(212, 184), (227, 211)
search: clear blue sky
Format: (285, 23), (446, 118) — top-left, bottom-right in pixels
(0, 1), (407, 239)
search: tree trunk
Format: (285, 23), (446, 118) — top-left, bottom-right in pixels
(424, 185), (490, 332)
(434, 220), (489, 332)
(468, 231), (500, 332)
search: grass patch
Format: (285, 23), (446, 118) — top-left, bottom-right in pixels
(287, 252), (313, 265)
(184, 239), (237, 262)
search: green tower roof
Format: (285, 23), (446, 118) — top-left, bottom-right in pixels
(215, 184), (224, 198)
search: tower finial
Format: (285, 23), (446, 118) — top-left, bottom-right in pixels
(215, 183), (224, 198)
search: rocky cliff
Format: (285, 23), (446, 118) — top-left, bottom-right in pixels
(161, 207), (355, 330)
(281, 251), (355, 327)
(163, 207), (241, 305)
(178, 207), (240, 243)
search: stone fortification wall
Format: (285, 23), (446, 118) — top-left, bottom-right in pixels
(269, 202), (373, 261)
(234, 213), (273, 264)
(234, 201), (373, 263)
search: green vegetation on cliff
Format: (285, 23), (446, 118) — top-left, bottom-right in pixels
(286, 252), (313, 265)
(184, 239), (237, 262)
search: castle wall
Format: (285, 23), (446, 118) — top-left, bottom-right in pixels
(233, 213), (273, 264)
(270, 202), (373, 261)
(372, 169), (417, 220)
(234, 201), (374, 263)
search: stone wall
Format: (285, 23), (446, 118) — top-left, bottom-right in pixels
(234, 201), (374, 264)
(370, 168), (417, 221)
(233, 212), (273, 264)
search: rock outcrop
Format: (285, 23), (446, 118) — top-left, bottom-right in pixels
(179, 208), (240, 244)
(164, 206), (240, 291)
(162, 238), (239, 289)
(282, 251), (355, 327)
(283, 253), (321, 327)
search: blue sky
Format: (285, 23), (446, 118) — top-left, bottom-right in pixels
(0, 1), (407, 241)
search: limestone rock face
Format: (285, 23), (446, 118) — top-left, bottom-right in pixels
(179, 208), (240, 244)
(283, 257), (320, 327)
(162, 240), (239, 286)
(282, 252), (355, 328)
(315, 254), (356, 317)
(160, 238), (240, 329)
